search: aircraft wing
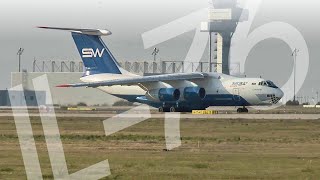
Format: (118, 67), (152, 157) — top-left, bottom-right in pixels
(57, 73), (208, 88)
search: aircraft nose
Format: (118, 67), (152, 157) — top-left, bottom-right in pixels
(271, 88), (284, 104)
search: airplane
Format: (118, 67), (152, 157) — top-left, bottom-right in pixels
(38, 27), (284, 113)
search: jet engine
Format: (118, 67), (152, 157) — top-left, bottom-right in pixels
(183, 87), (206, 101)
(146, 88), (180, 102)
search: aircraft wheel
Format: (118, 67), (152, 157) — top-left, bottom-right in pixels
(170, 106), (177, 112)
(237, 108), (249, 113)
(159, 107), (170, 112)
(159, 107), (164, 112)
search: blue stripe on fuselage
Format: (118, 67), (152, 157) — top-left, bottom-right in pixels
(111, 94), (251, 108)
(203, 94), (251, 106)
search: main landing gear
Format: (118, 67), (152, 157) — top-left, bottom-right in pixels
(158, 107), (163, 112)
(158, 106), (184, 112)
(169, 106), (177, 112)
(158, 104), (196, 113)
(158, 106), (168, 112)
(237, 106), (248, 113)
(158, 106), (175, 112)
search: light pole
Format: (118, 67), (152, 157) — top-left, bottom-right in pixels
(316, 91), (319, 105)
(291, 48), (299, 102)
(209, 32), (212, 72)
(17, 48), (24, 72)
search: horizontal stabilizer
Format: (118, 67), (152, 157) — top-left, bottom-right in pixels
(38, 26), (112, 36)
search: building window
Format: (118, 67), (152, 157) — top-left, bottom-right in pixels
(30, 96), (34, 101)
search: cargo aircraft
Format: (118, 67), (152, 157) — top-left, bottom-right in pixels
(39, 27), (284, 113)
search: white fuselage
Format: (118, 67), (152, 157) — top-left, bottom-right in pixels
(80, 73), (284, 107)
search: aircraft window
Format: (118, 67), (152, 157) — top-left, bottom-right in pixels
(266, 80), (278, 88)
(258, 81), (277, 88)
(252, 83), (256, 85)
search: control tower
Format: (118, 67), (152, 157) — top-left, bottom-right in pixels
(201, 0), (248, 74)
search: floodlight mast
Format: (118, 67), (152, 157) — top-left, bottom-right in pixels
(292, 48), (299, 102)
(209, 32), (212, 72)
(17, 48), (24, 72)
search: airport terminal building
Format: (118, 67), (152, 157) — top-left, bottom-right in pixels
(0, 89), (46, 106)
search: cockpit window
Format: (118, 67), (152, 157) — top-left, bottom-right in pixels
(266, 80), (278, 88)
(258, 81), (278, 88)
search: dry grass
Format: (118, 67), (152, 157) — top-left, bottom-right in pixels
(1, 116), (320, 179)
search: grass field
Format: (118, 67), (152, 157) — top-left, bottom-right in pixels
(1, 116), (320, 179)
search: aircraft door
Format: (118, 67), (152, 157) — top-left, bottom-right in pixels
(233, 88), (241, 101)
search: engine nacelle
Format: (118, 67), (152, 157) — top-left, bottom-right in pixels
(183, 87), (206, 101)
(146, 88), (180, 102)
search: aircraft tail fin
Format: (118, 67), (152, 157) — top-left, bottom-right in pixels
(38, 27), (126, 76)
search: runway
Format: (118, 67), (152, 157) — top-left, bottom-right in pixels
(2, 113), (320, 120)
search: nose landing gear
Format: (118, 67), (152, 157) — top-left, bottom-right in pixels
(237, 107), (248, 113)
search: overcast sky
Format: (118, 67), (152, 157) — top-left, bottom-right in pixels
(1, 0), (320, 100)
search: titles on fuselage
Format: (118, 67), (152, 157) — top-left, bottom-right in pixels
(231, 82), (248, 87)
